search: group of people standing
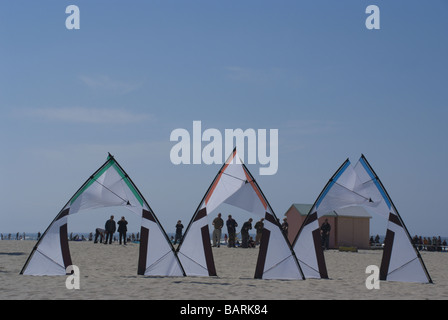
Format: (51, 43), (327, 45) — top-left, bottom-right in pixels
(211, 213), (255, 248)
(412, 235), (447, 252)
(94, 215), (129, 245)
(173, 214), (291, 249)
(212, 214), (289, 249)
(90, 214), (332, 252)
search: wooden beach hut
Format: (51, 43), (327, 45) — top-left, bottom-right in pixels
(285, 203), (371, 249)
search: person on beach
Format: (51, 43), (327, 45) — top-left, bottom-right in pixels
(321, 218), (331, 250)
(226, 215), (238, 248)
(241, 218), (253, 248)
(254, 218), (264, 245)
(248, 236), (255, 248)
(281, 218), (289, 238)
(212, 213), (224, 247)
(117, 216), (128, 245)
(174, 220), (184, 245)
(104, 215), (116, 244)
(94, 228), (106, 243)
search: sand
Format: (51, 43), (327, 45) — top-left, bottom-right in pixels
(1, 240), (447, 300)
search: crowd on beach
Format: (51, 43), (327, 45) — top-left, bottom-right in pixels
(412, 235), (447, 252)
(0, 232), (30, 240)
(172, 213), (290, 248)
(90, 231), (140, 244)
(4, 215), (447, 255)
(369, 234), (447, 252)
(0, 215), (134, 245)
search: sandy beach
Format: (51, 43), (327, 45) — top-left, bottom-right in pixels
(0, 240), (447, 300)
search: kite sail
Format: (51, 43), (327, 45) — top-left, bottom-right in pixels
(292, 155), (432, 283)
(21, 154), (185, 277)
(176, 148), (304, 280)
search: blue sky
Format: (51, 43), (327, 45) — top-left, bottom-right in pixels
(0, 1), (447, 237)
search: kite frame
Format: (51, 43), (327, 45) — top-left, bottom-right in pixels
(358, 154), (432, 283)
(292, 155), (432, 283)
(176, 148), (305, 280)
(20, 153), (185, 276)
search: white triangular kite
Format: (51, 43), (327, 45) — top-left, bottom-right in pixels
(292, 155), (432, 283)
(176, 148), (304, 280)
(21, 154), (185, 277)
